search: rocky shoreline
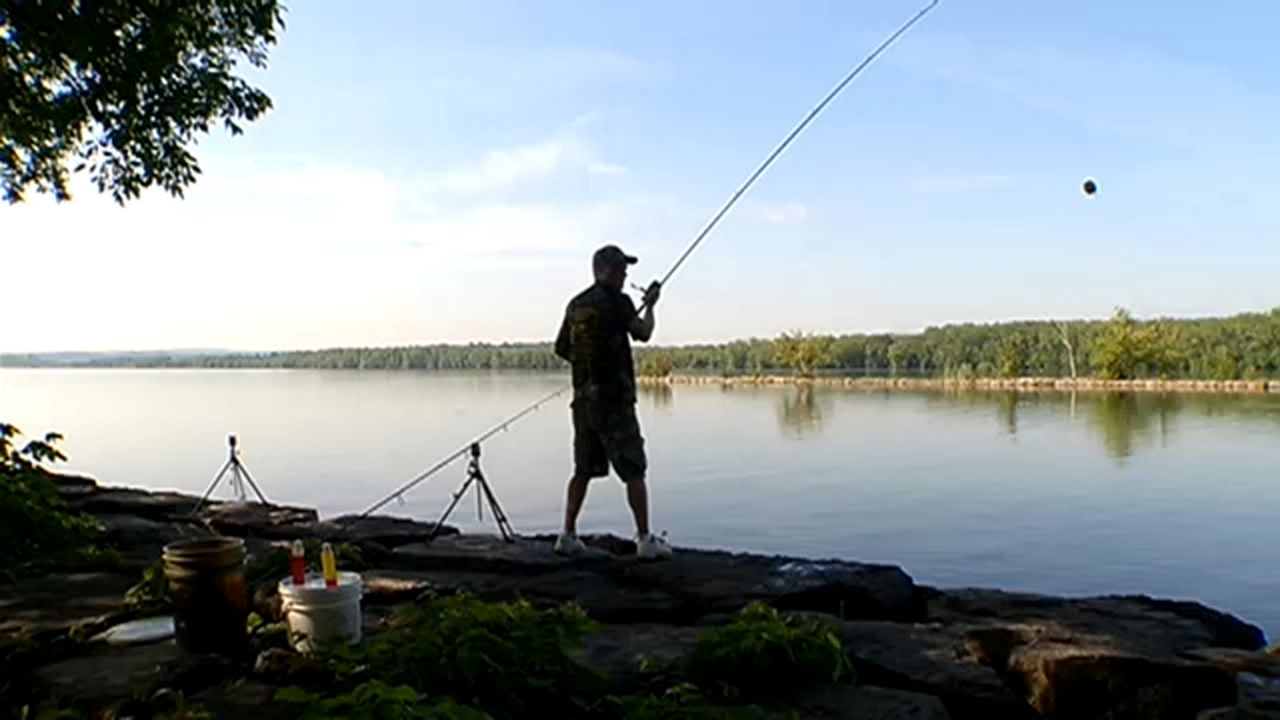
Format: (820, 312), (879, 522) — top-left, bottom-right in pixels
(639, 374), (1279, 394)
(4, 476), (1280, 719)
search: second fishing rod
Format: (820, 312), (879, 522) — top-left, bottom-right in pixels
(360, 0), (941, 518)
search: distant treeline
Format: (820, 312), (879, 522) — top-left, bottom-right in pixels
(5, 307), (1280, 381)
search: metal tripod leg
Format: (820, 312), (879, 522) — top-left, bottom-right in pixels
(472, 463), (515, 543)
(192, 457), (235, 515)
(191, 435), (271, 515)
(428, 471), (476, 541)
(235, 461), (270, 504)
(427, 455), (515, 543)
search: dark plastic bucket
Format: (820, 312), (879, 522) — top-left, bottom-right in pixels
(162, 537), (248, 655)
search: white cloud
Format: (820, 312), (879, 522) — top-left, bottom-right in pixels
(0, 153), (659, 352)
(759, 202), (809, 224)
(419, 129), (625, 194)
(905, 173), (1013, 195)
(587, 162), (628, 177)
(427, 138), (579, 193)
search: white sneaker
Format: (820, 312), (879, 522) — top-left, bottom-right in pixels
(636, 532), (673, 560)
(554, 531), (587, 556)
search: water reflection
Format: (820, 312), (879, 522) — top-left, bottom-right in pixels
(777, 385), (826, 437)
(637, 381), (1265, 460)
(639, 382), (673, 411)
(1086, 393), (1182, 461)
(997, 392), (1019, 438)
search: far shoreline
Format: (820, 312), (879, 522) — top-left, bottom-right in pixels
(7, 365), (1280, 394)
(640, 373), (1280, 395)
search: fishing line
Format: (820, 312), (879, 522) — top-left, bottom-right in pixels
(360, 0), (941, 517)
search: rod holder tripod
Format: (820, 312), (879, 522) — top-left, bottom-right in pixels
(428, 442), (514, 543)
(191, 434), (269, 515)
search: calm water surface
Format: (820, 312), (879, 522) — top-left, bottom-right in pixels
(4, 369), (1278, 636)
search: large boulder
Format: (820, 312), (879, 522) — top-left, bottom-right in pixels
(1186, 650), (1280, 719)
(833, 620), (1036, 719)
(1007, 638), (1237, 719)
(921, 588), (1267, 719)
(928, 588), (1265, 652)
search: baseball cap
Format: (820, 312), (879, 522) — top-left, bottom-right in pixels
(592, 244), (638, 270)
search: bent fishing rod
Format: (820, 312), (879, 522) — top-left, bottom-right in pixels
(361, 0), (940, 518)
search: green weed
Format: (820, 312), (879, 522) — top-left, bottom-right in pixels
(688, 603), (853, 701)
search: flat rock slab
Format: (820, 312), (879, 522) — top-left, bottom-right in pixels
(311, 514), (458, 547)
(799, 685), (953, 720)
(198, 501), (320, 538)
(1199, 709), (1280, 720)
(622, 551), (924, 622)
(191, 680), (288, 720)
(33, 641), (181, 705)
(574, 623), (702, 690)
(393, 535), (611, 574)
(0, 572), (136, 640)
(64, 487), (205, 522)
(392, 535), (923, 623)
(33, 643), (244, 710)
(97, 513), (209, 558)
(361, 568), (685, 623)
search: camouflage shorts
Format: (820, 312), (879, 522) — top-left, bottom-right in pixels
(572, 399), (647, 483)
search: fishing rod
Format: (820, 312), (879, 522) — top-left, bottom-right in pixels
(642, 0), (940, 311)
(360, 0), (940, 518)
(361, 384), (570, 517)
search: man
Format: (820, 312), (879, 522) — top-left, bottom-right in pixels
(553, 244), (673, 559)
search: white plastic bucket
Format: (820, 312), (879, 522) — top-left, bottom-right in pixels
(278, 572), (363, 653)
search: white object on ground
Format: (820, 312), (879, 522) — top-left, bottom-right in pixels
(278, 571), (363, 653)
(95, 616), (176, 645)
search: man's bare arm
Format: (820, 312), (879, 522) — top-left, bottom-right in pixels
(629, 281), (660, 342)
(631, 304), (655, 342)
(554, 312), (572, 360)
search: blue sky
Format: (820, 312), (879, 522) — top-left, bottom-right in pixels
(5, 1), (1279, 351)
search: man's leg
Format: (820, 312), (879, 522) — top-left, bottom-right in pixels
(607, 404), (669, 557)
(558, 401), (605, 555)
(563, 473), (591, 535)
(624, 475), (650, 537)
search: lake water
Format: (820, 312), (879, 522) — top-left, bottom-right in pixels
(3, 369), (1279, 637)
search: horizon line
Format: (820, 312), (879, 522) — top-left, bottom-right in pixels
(6, 305), (1278, 357)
